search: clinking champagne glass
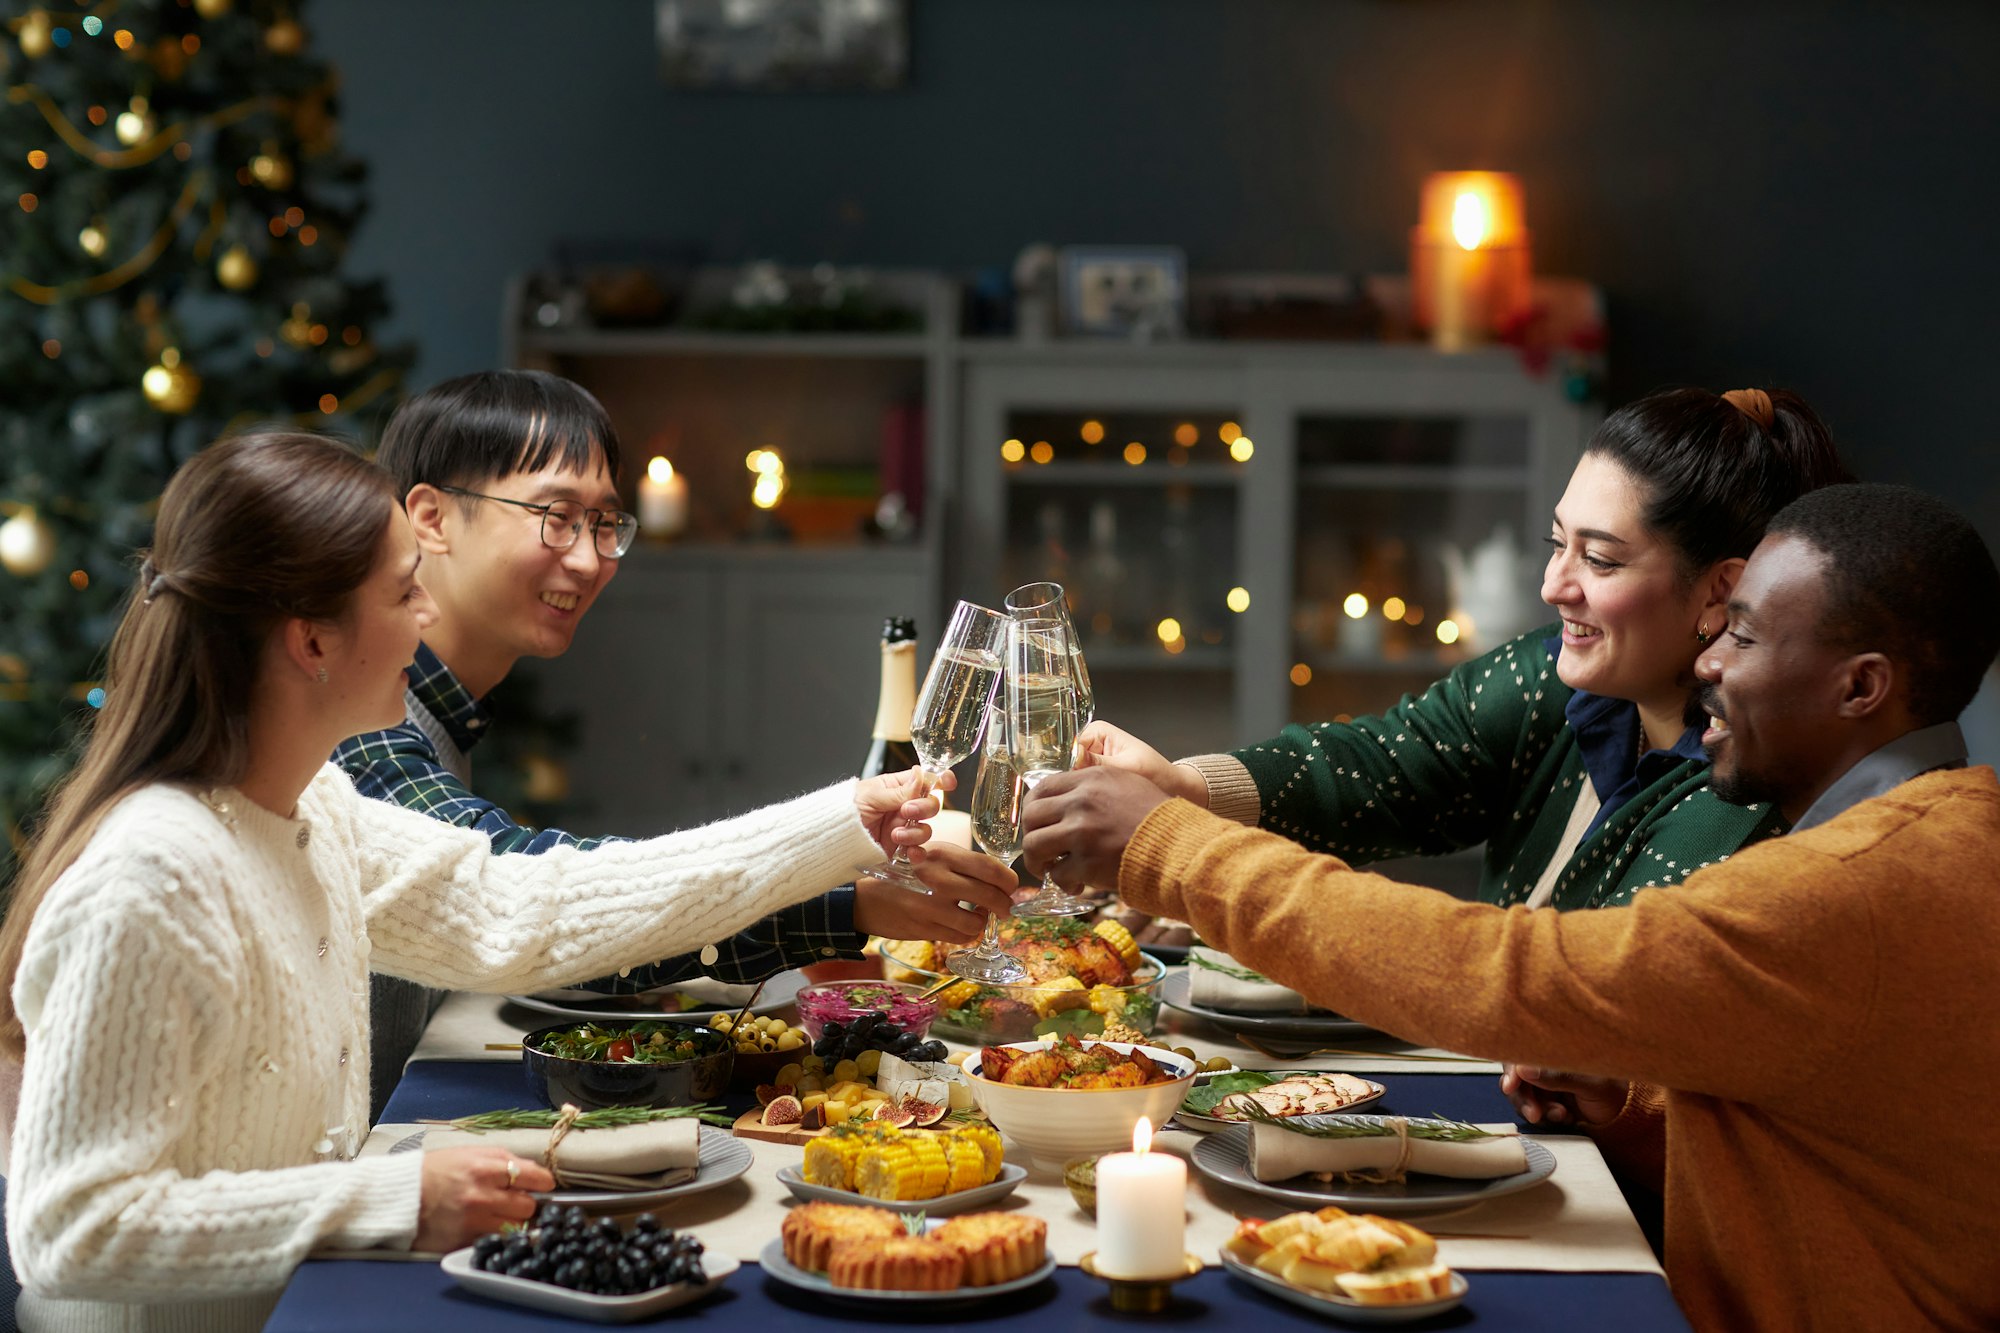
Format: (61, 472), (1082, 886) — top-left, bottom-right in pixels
(1003, 581), (1094, 724)
(948, 701), (1030, 984)
(1006, 616), (1096, 918)
(858, 600), (1007, 891)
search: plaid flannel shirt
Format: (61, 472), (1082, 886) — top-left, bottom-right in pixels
(333, 643), (864, 994)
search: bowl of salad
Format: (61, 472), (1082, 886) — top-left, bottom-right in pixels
(521, 1021), (734, 1112)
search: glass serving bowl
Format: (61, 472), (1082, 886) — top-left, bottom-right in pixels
(792, 979), (940, 1043)
(879, 944), (1167, 1045)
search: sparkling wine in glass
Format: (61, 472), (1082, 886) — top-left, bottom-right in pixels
(1006, 617), (1095, 917)
(948, 702), (1030, 984)
(1004, 581), (1095, 724)
(859, 600), (1006, 891)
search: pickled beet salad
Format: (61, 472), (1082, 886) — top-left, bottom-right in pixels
(795, 981), (939, 1040)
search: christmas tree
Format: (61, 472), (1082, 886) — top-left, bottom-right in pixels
(1, 0), (412, 884)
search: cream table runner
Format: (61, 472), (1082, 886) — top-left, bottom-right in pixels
(357, 1119), (1659, 1277)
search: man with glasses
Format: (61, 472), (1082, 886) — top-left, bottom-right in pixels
(335, 370), (1015, 1120)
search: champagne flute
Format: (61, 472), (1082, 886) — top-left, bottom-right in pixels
(948, 701), (1030, 984)
(858, 600), (1006, 890)
(1006, 616), (1096, 917)
(1004, 581), (1094, 723)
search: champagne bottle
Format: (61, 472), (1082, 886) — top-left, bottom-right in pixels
(859, 617), (921, 779)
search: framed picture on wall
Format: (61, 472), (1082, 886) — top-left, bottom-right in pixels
(655, 0), (909, 91)
(1058, 246), (1188, 339)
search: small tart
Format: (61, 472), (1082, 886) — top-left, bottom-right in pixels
(827, 1234), (964, 1291)
(930, 1211), (1048, 1286)
(780, 1201), (903, 1272)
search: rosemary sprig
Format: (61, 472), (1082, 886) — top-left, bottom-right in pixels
(1238, 1103), (1501, 1142)
(424, 1105), (734, 1131)
(1189, 953), (1270, 984)
(900, 1211), (928, 1236)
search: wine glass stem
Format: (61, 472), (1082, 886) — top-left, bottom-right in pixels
(886, 766), (940, 871)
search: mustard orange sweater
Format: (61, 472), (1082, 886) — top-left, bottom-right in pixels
(1120, 767), (2000, 1332)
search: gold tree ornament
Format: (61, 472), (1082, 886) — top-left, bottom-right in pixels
(18, 11), (54, 60)
(78, 223), (109, 258)
(250, 149), (293, 190)
(193, 0), (233, 17)
(141, 352), (202, 414)
(264, 18), (305, 55)
(216, 244), (258, 290)
(0, 508), (57, 578)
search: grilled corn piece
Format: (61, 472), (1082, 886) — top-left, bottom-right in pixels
(855, 1135), (951, 1201)
(1092, 919), (1143, 972)
(952, 1123), (1006, 1179)
(933, 979), (982, 1011)
(1031, 975), (1090, 1016)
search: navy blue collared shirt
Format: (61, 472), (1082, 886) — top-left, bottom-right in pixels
(1548, 637), (1710, 839)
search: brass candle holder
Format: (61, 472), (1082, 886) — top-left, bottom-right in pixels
(1077, 1251), (1203, 1313)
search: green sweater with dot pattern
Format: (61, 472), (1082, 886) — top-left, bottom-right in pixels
(1214, 625), (1785, 908)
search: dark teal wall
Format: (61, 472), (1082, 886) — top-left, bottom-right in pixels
(318, 0), (2000, 539)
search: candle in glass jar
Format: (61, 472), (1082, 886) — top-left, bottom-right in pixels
(1093, 1117), (1186, 1278)
(638, 456), (688, 538)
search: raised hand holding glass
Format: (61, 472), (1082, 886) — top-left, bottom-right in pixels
(1007, 616), (1095, 917)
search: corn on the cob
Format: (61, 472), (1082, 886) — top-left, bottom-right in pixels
(952, 1123), (1005, 1179)
(1031, 975), (1089, 1017)
(855, 1135), (951, 1200)
(802, 1128), (875, 1190)
(1086, 983), (1130, 1016)
(943, 1133), (988, 1192)
(1092, 919), (1143, 972)
(933, 979), (982, 1010)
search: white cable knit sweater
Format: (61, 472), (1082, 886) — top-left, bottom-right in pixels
(7, 764), (880, 1333)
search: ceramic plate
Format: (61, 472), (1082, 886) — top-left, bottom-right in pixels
(391, 1128), (753, 1212)
(1190, 1120), (1556, 1213)
(759, 1235), (1056, 1306)
(1159, 969), (1378, 1041)
(506, 969), (808, 1023)
(1220, 1248), (1469, 1323)
(1175, 1072), (1384, 1134)
(773, 1162), (1028, 1215)
(441, 1246), (739, 1324)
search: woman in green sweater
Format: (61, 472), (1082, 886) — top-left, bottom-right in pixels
(1084, 386), (1848, 910)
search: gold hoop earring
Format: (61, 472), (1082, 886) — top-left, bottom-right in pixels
(315, 667), (329, 685)
(1694, 623), (1713, 645)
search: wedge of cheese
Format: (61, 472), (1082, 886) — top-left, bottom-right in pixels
(875, 1053), (975, 1110)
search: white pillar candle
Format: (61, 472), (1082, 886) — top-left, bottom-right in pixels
(638, 456), (688, 538)
(1093, 1117), (1186, 1278)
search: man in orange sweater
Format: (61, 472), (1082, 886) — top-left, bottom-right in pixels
(1022, 484), (2000, 1332)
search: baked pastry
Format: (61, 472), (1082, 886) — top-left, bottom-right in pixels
(780, 1201), (903, 1272)
(826, 1234), (963, 1291)
(930, 1212), (1048, 1286)
(1335, 1259), (1457, 1304)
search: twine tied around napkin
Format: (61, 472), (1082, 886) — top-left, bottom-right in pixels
(1328, 1116), (1415, 1184)
(542, 1102), (583, 1180)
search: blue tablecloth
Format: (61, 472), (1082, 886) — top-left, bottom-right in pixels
(262, 1062), (1691, 1332)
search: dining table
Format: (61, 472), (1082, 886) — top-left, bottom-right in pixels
(264, 983), (1693, 1332)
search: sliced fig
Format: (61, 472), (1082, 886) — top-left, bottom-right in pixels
(754, 1081), (797, 1107)
(760, 1094), (804, 1127)
(903, 1098), (949, 1128)
(870, 1100), (916, 1128)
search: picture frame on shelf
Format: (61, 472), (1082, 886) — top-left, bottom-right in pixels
(1058, 246), (1187, 340)
(655, 0), (908, 91)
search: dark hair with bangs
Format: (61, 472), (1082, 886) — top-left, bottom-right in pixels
(1767, 484), (2000, 728)
(375, 370), (621, 496)
(1586, 387), (1852, 585)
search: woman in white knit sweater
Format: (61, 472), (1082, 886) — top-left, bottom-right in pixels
(0, 434), (992, 1333)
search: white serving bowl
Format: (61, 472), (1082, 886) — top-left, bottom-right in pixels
(963, 1040), (1197, 1164)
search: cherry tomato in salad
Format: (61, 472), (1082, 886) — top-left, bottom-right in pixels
(605, 1036), (636, 1062)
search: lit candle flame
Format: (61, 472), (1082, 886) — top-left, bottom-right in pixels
(1132, 1116), (1154, 1154)
(647, 456), (674, 484)
(1452, 190), (1490, 251)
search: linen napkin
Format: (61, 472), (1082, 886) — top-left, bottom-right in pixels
(1188, 947), (1311, 1013)
(1248, 1117), (1527, 1183)
(419, 1117), (701, 1192)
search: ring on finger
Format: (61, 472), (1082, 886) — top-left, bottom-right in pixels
(505, 1158), (519, 1188)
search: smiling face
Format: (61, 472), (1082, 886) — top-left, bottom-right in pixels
(411, 451), (621, 696)
(1542, 453), (1727, 721)
(1695, 535), (1854, 821)
(326, 511), (437, 734)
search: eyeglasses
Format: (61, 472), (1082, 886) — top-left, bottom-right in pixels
(436, 485), (640, 559)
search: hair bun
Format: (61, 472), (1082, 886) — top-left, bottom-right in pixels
(1720, 388), (1774, 430)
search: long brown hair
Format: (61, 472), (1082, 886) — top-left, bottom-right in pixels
(0, 433), (397, 1057)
